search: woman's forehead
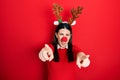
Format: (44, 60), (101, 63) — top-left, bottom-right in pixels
(58, 28), (70, 33)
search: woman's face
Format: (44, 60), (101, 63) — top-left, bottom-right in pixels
(55, 28), (71, 48)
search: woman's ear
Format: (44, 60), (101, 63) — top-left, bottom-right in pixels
(55, 33), (58, 38)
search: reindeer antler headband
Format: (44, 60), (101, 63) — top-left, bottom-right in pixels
(53, 3), (83, 26)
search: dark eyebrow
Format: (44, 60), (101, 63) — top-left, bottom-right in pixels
(66, 33), (70, 36)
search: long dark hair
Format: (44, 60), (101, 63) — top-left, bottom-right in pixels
(52, 23), (74, 62)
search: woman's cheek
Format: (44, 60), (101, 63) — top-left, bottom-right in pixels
(58, 36), (62, 42)
(59, 36), (63, 41)
(67, 36), (70, 41)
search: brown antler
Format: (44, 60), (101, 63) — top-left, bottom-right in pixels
(68, 6), (83, 24)
(53, 3), (63, 21)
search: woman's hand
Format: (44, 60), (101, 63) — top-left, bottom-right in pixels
(39, 44), (54, 62)
(76, 52), (90, 69)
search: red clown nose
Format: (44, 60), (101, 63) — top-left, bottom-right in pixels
(61, 37), (67, 42)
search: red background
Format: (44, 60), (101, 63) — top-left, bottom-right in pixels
(0, 0), (120, 80)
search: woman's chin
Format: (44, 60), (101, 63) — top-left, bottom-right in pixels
(60, 42), (67, 48)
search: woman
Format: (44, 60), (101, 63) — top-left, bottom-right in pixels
(39, 23), (90, 80)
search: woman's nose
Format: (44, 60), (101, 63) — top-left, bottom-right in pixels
(61, 37), (67, 42)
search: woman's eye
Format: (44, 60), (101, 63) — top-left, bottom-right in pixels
(59, 33), (64, 35)
(66, 34), (70, 36)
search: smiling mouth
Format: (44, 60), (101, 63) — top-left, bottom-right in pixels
(61, 41), (66, 45)
(61, 40), (66, 42)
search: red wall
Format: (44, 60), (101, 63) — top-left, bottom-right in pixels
(0, 0), (120, 80)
